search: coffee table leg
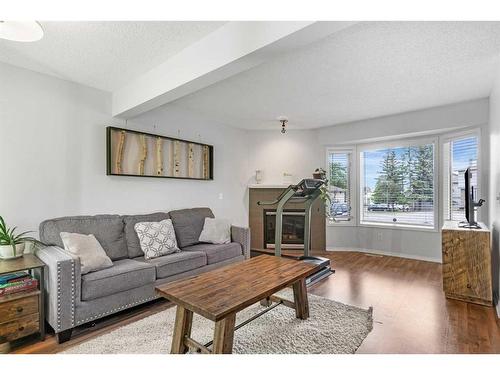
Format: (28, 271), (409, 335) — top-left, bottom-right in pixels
(171, 306), (193, 354)
(260, 297), (271, 307)
(293, 278), (309, 319)
(212, 313), (236, 354)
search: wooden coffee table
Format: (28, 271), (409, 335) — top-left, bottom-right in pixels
(155, 255), (320, 354)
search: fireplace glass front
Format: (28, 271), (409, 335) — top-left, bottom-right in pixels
(264, 210), (305, 249)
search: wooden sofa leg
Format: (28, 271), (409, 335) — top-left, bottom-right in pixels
(57, 329), (73, 344)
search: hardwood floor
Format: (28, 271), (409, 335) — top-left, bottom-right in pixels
(309, 251), (500, 353)
(11, 251), (500, 354)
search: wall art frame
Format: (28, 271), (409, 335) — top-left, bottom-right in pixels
(106, 126), (214, 180)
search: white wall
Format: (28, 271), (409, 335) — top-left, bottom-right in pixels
(488, 68), (500, 316)
(245, 130), (320, 185)
(0, 62), (249, 238)
(317, 99), (489, 262)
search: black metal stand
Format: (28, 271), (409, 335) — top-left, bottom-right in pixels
(257, 179), (334, 286)
(201, 300), (283, 350)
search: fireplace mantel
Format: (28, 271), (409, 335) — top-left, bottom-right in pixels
(248, 184), (290, 189)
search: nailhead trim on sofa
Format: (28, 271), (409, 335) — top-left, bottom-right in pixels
(56, 258), (76, 331)
(75, 296), (157, 325)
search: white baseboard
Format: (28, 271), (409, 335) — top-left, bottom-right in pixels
(326, 247), (442, 263)
(496, 303), (500, 319)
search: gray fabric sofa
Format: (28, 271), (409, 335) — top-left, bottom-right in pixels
(35, 207), (250, 343)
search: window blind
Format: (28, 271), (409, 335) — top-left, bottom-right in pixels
(327, 151), (352, 222)
(360, 142), (435, 228)
(446, 136), (479, 221)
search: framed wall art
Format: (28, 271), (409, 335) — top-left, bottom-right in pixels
(106, 126), (213, 180)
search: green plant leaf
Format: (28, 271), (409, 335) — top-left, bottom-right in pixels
(0, 216), (40, 247)
(13, 230), (33, 240)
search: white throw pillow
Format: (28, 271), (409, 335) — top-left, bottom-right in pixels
(59, 232), (113, 274)
(134, 219), (180, 260)
(198, 218), (231, 244)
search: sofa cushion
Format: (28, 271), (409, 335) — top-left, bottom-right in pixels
(40, 215), (128, 261)
(138, 251), (207, 279)
(198, 218), (231, 244)
(182, 242), (243, 265)
(122, 212), (170, 258)
(81, 259), (156, 301)
(169, 207), (214, 248)
(59, 232), (113, 274)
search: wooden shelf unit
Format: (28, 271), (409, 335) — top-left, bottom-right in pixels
(0, 254), (46, 352)
(441, 221), (493, 306)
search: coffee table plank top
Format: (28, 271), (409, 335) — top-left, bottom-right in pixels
(155, 255), (319, 321)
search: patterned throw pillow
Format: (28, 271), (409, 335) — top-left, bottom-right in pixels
(134, 219), (180, 260)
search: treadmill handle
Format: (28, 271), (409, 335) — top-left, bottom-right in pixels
(257, 199), (280, 206)
(257, 184), (298, 206)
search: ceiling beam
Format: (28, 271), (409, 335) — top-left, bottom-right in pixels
(112, 21), (356, 118)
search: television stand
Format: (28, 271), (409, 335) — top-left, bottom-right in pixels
(442, 221), (492, 306)
(457, 221), (481, 229)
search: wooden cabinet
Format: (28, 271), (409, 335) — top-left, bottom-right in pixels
(0, 291), (40, 344)
(0, 255), (46, 352)
(441, 221), (492, 306)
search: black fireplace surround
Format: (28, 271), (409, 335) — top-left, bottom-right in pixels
(264, 209), (305, 249)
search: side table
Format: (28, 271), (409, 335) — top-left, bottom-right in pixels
(0, 254), (46, 352)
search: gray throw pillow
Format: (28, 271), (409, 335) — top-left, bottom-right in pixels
(134, 219), (180, 260)
(60, 232), (113, 274)
(198, 218), (231, 244)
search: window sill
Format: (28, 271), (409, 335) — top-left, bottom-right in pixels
(358, 221), (438, 233)
(327, 220), (357, 227)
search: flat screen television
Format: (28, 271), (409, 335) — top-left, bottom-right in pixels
(464, 168), (475, 226)
(461, 167), (484, 228)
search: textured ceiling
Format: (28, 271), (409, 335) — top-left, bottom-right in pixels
(169, 21), (500, 130)
(2, 21), (500, 129)
(0, 21), (225, 91)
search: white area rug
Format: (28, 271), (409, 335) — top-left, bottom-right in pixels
(63, 291), (373, 354)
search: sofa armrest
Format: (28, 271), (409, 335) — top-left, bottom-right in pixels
(231, 226), (251, 259)
(36, 245), (81, 333)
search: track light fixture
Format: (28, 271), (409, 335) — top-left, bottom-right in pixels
(277, 116), (288, 134)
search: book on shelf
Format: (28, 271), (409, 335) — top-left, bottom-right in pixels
(0, 279), (38, 296)
(0, 271), (30, 285)
(0, 278), (32, 288)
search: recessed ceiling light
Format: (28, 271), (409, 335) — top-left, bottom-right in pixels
(0, 21), (44, 42)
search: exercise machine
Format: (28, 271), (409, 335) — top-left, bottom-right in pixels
(257, 178), (334, 285)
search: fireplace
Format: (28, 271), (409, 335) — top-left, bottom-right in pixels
(264, 209), (305, 249)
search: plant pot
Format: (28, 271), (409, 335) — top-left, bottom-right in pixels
(0, 243), (25, 260)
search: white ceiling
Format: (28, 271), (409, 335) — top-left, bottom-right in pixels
(169, 21), (500, 129)
(0, 21), (225, 91)
(2, 21), (500, 129)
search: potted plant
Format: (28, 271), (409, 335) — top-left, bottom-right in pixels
(0, 216), (39, 260)
(312, 168), (332, 218)
(313, 167), (326, 180)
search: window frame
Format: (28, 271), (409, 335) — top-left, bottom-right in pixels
(357, 136), (439, 232)
(439, 128), (482, 225)
(325, 147), (357, 227)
